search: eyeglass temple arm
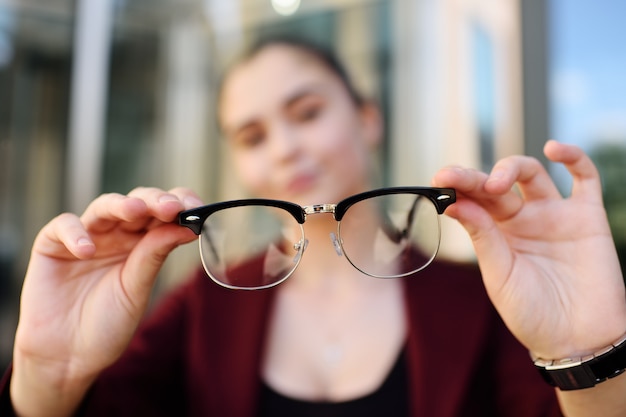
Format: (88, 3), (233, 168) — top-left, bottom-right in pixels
(380, 189), (456, 243)
(379, 195), (422, 244)
(203, 226), (222, 264)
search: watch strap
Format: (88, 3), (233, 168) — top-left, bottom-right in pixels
(532, 332), (626, 391)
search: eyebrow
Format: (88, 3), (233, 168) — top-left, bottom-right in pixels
(283, 86), (325, 108)
(224, 85), (327, 137)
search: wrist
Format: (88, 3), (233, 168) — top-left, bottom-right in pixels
(11, 352), (96, 417)
(557, 371), (626, 417)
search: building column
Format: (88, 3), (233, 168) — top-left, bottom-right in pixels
(66, 0), (114, 213)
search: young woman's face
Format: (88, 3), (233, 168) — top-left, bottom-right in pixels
(219, 44), (381, 206)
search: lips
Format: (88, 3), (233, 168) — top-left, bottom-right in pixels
(285, 172), (318, 195)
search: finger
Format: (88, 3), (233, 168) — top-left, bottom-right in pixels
(442, 196), (502, 240)
(119, 223), (197, 305)
(435, 193), (515, 296)
(485, 155), (562, 201)
(433, 166), (523, 222)
(121, 187), (204, 233)
(126, 187), (188, 222)
(80, 193), (150, 233)
(36, 213), (97, 259)
(432, 166), (488, 194)
(168, 186), (204, 210)
(544, 140), (603, 203)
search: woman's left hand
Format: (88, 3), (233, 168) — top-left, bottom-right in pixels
(432, 140), (626, 360)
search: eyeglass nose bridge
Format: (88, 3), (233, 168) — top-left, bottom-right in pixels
(302, 204), (344, 257)
(303, 203), (337, 217)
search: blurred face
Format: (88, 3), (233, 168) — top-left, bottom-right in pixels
(219, 44), (381, 206)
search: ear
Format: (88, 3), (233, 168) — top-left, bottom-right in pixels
(358, 101), (384, 149)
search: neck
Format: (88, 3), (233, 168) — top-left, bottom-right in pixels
(282, 217), (381, 295)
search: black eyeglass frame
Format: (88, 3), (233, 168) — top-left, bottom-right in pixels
(179, 187), (456, 233)
(178, 187), (456, 288)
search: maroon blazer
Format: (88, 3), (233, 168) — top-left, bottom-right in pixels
(1, 260), (562, 416)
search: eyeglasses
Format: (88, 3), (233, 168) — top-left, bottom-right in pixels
(179, 187), (455, 290)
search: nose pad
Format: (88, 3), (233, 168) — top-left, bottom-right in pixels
(292, 238), (308, 263)
(329, 232), (343, 256)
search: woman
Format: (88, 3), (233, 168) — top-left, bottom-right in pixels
(3, 39), (626, 416)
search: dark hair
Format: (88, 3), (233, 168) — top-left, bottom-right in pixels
(218, 36), (365, 109)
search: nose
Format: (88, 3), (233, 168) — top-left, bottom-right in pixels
(268, 122), (301, 163)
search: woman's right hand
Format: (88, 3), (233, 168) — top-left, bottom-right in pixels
(10, 187), (202, 417)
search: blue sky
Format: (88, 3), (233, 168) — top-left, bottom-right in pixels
(549, 0), (626, 149)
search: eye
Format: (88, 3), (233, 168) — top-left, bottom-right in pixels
(289, 96), (325, 123)
(232, 125), (266, 149)
(295, 104), (321, 121)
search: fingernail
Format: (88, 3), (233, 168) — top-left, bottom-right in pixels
(158, 194), (178, 203)
(487, 170), (504, 183)
(77, 237), (93, 246)
(184, 196), (204, 208)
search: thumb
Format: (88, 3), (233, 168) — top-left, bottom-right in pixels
(120, 224), (196, 308)
(444, 199), (514, 289)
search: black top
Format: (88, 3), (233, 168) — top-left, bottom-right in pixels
(257, 349), (409, 417)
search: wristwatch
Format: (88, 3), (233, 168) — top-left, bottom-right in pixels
(532, 332), (626, 390)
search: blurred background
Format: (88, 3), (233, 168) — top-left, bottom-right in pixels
(0, 0), (624, 368)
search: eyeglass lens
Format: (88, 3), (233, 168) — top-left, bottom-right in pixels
(338, 193), (440, 278)
(199, 205), (304, 289)
(198, 193), (441, 289)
